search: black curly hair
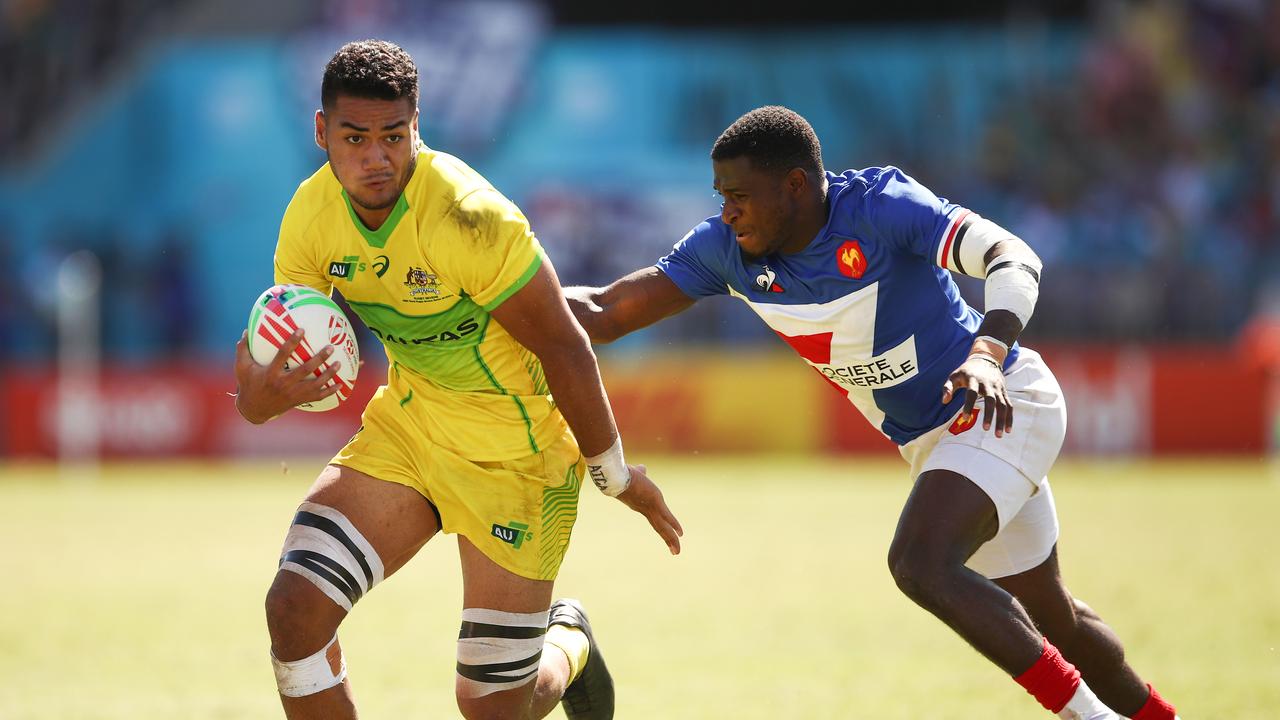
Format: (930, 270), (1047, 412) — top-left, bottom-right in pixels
(711, 106), (824, 177)
(321, 39), (419, 110)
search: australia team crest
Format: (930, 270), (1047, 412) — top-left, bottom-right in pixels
(403, 266), (443, 302)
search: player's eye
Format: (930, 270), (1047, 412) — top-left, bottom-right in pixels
(385, 135), (402, 143)
(346, 136), (363, 145)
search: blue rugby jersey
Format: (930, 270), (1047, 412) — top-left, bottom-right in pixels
(656, 166), (1020, 445)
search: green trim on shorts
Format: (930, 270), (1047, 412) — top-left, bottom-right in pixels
(539, 459), (582, 579)
(472, 345), (540, 455)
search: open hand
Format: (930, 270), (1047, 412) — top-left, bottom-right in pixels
(615, 464), (683, 555)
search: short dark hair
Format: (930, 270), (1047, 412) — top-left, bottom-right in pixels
(711, 106), (824, 177)
(321, 39), (419, 110)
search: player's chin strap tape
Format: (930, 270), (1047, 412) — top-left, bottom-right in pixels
(278, 502), (385, 613)
(984, 253), (1042, 329)
(456, 608), (550, 699)
(585, 436), (631, 497)
(272, 633), (347, 697)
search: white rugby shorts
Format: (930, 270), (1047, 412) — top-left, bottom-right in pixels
(898, 347), (1068, 579)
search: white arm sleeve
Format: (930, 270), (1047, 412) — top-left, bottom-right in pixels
(937, 212), (1020, 280)
(984, 253), (1043, 329)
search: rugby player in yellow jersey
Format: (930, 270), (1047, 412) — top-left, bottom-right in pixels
(232, 40), (681, 720)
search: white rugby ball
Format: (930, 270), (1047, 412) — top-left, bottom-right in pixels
(246, 284), (360, 412)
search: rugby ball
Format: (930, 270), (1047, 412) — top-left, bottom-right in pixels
(246, 284), (359, 412)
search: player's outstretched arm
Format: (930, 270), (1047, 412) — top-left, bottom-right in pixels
(564, 267), (696, 344)
(233, 330), (340, 424)
(491, 261), (684, 554)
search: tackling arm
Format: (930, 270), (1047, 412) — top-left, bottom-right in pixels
(563, 267), (696, 344)
(490, 260), (683, 553)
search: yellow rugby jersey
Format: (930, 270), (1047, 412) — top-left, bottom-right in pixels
(274, 146), (567, 461)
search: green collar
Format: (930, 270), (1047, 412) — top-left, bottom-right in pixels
(342, 190), (409, 249)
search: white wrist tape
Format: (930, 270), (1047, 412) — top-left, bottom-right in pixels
(984, 254), (1041, 329)
(585, 436), (631, 497)
(973, 335), (1009, 357)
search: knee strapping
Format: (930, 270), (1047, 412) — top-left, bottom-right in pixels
(278, 502), (385, 612)
(455, 608), (549, 699)
(272, 633), (346, 697)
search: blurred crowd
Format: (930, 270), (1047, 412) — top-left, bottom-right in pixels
(0, 225), (199, 360)
(0, 0), (179, 162)
(966, 0), (1280, 342)
(528, 0), (1280, 346)
(3, 0), (1279, 361)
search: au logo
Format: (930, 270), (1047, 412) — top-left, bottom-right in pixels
(492, 521), (532, 549)
(328, 254), (390, 280)
(328, 256), (360, 279)
(836, 240), (867, 279)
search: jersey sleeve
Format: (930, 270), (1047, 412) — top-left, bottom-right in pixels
(442, 188), (544, 312)
(273, 192), (333, 295)
(863, 166), (968, 267)
(654, 220), (730, 299)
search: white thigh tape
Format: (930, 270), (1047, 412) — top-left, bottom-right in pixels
(278, 502), (386, 612)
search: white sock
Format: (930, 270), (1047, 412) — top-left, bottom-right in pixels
(1056, 680), (1119, 720)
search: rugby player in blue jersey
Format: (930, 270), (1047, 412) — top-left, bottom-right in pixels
(566, 106), (1180, 720)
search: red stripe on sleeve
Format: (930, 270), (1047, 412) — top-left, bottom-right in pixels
(938, 209), (971, 270)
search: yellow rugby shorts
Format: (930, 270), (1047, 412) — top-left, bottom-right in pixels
(331, 372), (584, 582)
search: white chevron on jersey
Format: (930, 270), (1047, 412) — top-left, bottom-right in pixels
(730, 282), (920, 436)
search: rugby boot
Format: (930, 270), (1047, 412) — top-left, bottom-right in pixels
(550, 598), (614, 720)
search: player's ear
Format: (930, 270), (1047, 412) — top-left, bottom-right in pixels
(314, 110), (328, 151)
(785, 167), (808, 194)
(411, 108), (421, 145)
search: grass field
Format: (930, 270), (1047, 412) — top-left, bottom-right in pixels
(1, 456), (1277, 719)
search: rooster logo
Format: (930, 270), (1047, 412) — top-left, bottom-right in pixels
(755, 265), (785, 293)
(836, 240), (868, 279)
(949, 409), (979, 435)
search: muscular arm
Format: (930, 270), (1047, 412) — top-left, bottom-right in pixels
(491, 262), (624, 457)
(943, 237), (1043, 437)
(490, 259), (682, 552)
(563, 267), (696, 344)
(973, 238), (1035, 347)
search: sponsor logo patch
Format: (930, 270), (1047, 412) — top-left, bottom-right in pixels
(368, 317), (480, 345)
(492, 521), (532, 549)
(328, 254), (390, 280)
(754, 264), (785, 293)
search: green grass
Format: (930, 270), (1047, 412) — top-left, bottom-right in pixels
(1, 457), (1277, 718)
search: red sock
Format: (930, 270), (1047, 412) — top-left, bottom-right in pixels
(1131, 684), (1177, 720)
(1013, 637), (1081, 713)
